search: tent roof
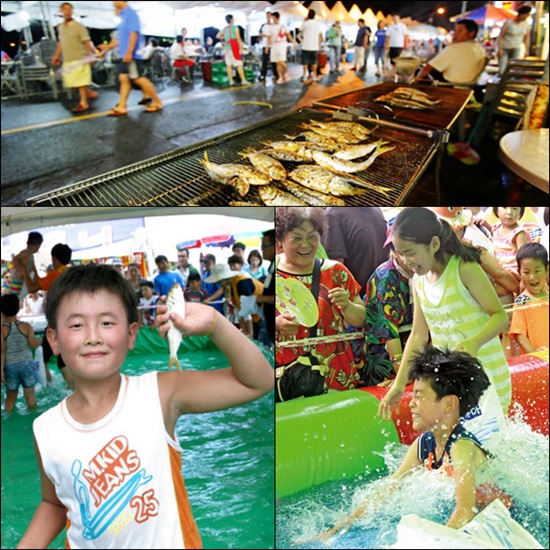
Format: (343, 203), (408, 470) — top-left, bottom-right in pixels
(1, 207), (273, 238)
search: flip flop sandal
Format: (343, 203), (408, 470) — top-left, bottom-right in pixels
(107, 107), (128, 116)
(72, 104), (90, 113)
(144, 105), (162, 113)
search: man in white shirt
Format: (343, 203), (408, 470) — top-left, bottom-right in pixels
(299, 9), (323, 82)
(385, 14), (409, 66)
(414, 19), (486, 85)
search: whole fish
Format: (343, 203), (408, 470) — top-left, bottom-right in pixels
(239, 148), (287, 180)
(289, 165), (367, 197)
(200, 152), (250, 197)
(311, 142), (395, 174)
(300, 123), (361, 144)
(333, 140), (389, 161)
(233, 166), (272, 186)
(255, 148), (313, 163)
(288, 131), (341, 152)
(166, 283), (185, 372)
(310, 120), (376, 139)
(279, 179), (346, 206)
(259, 185), (308, 206)
(263, 140), (314, 161)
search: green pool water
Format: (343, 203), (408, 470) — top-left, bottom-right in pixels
(1, 332), (274, 549)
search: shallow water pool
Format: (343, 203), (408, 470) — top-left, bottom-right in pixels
(1, 335), (274, 549)
(276, 418), (549, 550)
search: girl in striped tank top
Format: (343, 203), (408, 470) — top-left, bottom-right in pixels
(379, 208), (512, 442)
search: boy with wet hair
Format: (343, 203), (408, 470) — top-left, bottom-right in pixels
(313, 346), (509, 543)
(510, 242), (549, 353)
(18, 263), (273, 549)
(9, 231), (44, 298)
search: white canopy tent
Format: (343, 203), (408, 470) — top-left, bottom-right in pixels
(1, 1), (274, 39)
(1, 207), (273, 238)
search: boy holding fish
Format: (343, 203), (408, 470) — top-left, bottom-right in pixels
(18, 264), (273, 549)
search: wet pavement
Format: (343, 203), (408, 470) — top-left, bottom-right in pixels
(1, 62), (547, 206)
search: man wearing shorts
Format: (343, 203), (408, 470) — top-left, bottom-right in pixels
(98, 1), (162, 115)
(51, 2), (99, 113)
(299, 9), (322, 82)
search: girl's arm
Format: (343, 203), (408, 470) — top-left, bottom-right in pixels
(447, 439), (486, 529)
(22, 323), (42, 350)
(156, 302), (273, 432)
(514, 230), (529, 250)
(379, 283), (430, 420)
(478, 248), (519, 295)
(457, 261), (509, 357)
(17, 439), (66, 549)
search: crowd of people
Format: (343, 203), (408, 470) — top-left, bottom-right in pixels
(10, 1), (536, 112)
(276, 206), (548, 400)
(1, 228), (275, 413)
(275, 205), (548, 535)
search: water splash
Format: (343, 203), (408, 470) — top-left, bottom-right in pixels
(277, 416), (548, 549)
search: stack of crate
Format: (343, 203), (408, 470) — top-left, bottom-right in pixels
(211, 62), (229, 85)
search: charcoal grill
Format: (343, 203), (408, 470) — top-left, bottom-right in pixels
(27, 107), (444, 206)
(314, 82), (473, 132)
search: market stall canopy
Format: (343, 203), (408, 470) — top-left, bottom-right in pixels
(0, 207), (273, 238)
(1, 1), (274, 37)
(450, 5), (517, 23)
(330, 1), (356, 24)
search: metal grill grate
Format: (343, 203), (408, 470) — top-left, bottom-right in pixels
(27, 108), (440, 206)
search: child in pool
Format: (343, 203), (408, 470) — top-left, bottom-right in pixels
(510, 243), (549, 354)
(1, 293), (42, 412)
(314, 346), (512, 542)
(379, 207), (511, 421)
(17, 264), (273, 550)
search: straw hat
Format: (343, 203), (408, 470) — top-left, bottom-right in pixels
(205, 263), (234, 283)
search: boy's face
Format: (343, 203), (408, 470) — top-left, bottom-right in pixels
(47, 290), (138, 382)
(141, 285), (154, 299)
(189, 279), (202, 290)
(229, 262), (242, 272)
(519, 258), (548, 295)
(409, 377), (450, 433)
(156, 259), (169, 273)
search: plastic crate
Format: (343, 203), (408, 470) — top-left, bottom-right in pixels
(211, 62), (226, 75)
(212, 73), (230, 85)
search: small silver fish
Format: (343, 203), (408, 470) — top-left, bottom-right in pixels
(166, 283), (185, 372)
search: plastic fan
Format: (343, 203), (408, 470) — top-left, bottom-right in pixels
(276, 277), (319, 327)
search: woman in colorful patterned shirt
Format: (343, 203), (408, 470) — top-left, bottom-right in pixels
(276, 207), (366, 391)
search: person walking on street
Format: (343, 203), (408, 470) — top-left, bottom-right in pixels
(498, 5), (532, 74)
(98, 1), (162, 115)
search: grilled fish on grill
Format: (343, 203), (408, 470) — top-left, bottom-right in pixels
(259, 185), (308, 206)
(289, 165), (367, 197)
(311, 142), (394, 174)
(300, 123), (361, 144)
(262, 140), (314, 161)
(239, 148), (287, 180)
(288, 131), (341, 152)
(200, 152), (250, 197)
(279, 179), (346, 206)
(333, 140), (389, 161)
(308, 120), (376, 139)
(375, 87), (441, 110)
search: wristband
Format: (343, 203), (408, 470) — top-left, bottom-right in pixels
(390, 354), (403, 364)
(206, 311), (218, 337)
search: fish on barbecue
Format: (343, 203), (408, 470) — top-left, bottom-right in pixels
(289, 165), (368, 197)
(200, 152), (250, 197)
(279, 179), (346, 206)
(262, 140), (315, 161)
(259, 185), (308, 206)
(311, 142), (394, 174)
(333, 140), (389, 161)
(239, 148), (287, 180)
(308, 120), (376, 139)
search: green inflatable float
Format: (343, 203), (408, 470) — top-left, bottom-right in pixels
(276, 390), (400, 499)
